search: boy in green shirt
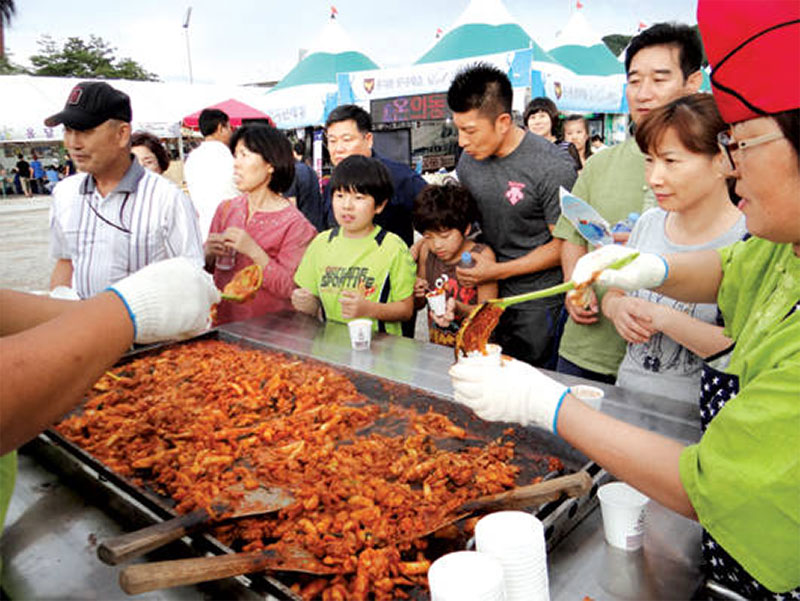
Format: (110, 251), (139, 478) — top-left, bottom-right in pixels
(292, 156), (416, 335)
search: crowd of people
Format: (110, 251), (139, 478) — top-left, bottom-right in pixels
(0, 0), (798, 597)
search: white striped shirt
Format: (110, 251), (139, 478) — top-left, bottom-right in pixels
(50, 159), (204, 299)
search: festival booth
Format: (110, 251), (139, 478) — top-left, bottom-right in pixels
(336, 0), (556, 171)
(540, 10), (629, 142)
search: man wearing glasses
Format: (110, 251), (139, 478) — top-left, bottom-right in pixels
(47, 82), (204, 299)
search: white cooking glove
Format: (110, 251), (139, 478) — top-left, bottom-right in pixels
(108, 257), (221, 344)
(572, 245), (668, 291)
(449, 358), (570, 434)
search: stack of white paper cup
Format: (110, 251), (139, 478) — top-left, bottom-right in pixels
(597, 482), (649, 551)
(475, 511), (550, 601)
(428, 551), (506, 601)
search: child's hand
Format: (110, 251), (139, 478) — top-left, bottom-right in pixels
(414, 277), (429, 299)
(339, 289), (368, 320)
(292, 288), (320, 316)
(431, 297), (457, 329)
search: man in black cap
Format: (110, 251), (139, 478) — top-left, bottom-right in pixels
(46, 81), (204, 298)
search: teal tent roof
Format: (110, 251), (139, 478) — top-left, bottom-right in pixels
(270, 51), (378, 92)
(548, 44), (624, 76)
(415, 23), (557, 65)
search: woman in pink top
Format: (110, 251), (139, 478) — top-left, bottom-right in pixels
(205, 124), (316, 325)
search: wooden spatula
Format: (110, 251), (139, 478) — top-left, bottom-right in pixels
(412, 471), (593, 540)
(119, 546), (338, 595)
(98, 483), (294, 565)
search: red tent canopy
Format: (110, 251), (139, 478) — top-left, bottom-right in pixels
(182, 98), (274, 128)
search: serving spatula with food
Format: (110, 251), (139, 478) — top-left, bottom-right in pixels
(454, 252), (640, 358)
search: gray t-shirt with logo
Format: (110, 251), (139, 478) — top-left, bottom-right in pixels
(616, 207), (747, 402)
(456, 131), (577, 298)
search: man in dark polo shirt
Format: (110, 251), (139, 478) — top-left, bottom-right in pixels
(447, 63), (577, 368)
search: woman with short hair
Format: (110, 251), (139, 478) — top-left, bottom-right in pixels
(205, 124), (316, 325)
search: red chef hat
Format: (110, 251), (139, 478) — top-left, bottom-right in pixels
(697, 0), (800, 124)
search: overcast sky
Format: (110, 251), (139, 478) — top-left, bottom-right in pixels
(5, 0), (698, 85)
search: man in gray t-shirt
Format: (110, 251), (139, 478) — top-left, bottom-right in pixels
(447, 64), (577, 367)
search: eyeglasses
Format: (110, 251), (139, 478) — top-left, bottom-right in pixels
(717, 130), (784, 170)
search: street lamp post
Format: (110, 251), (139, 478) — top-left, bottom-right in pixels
(182, 6), (193, 84)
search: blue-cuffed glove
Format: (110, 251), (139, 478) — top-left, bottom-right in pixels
(449, 358), (570, 434)
(572, 245), (668, 291)
(108, 257), (220, 344)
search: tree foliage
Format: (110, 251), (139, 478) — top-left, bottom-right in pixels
(602, 34), (632, 58)
(603, 26), (708, 67)
(0, 0), (15, 25)
(29, 34), (159, 81)
(0, 54), (28, 74)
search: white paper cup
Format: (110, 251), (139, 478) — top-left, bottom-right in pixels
(347, 318), (373, 351)
(428, 551), (505, 601)
(458, 343), (502, 367)
(597, 482), (649, 551)
(427, 292), (447, 316)
(570, 384), (604, 410)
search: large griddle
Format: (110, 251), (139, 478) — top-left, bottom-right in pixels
(37, 328), (605, 600)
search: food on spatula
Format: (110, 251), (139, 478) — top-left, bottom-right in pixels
(221, 264), (262, 302)
(455, 303), (504, 358)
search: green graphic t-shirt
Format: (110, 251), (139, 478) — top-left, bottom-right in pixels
(294, 226), (416, 336)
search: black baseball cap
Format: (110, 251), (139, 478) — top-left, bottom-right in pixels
(44, 82), (132, 130)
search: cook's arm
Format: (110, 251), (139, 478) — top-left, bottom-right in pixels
(657, 250), (723, 304)
(0, 291), (134, 454)
(558, 397), (697, 519)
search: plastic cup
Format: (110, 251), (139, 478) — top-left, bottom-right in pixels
(571, 384), (604, 410)
(347, 318), (373, 351)
(597, 482), (649, 551)
(216, 248), (236, 270)
(427, 292), (447, 316)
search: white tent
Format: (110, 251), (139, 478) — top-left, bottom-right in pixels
(529, 10), (627, 113)
(0, 75), (270, 143)
(259, 16), (378, 129)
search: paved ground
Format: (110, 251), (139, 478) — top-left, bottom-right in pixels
(0, 194), (54, 292)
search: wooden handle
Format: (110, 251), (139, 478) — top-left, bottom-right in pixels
(98, 509), (208, 565)
(459, 472), (592, 513)
(119, 550), (272, 595)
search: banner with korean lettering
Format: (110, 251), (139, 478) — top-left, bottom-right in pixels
(536, 62), (627, 113)
(338, 49), (533, 107)
(370, 93), (451, 124)
(260, 83), (335, 129)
